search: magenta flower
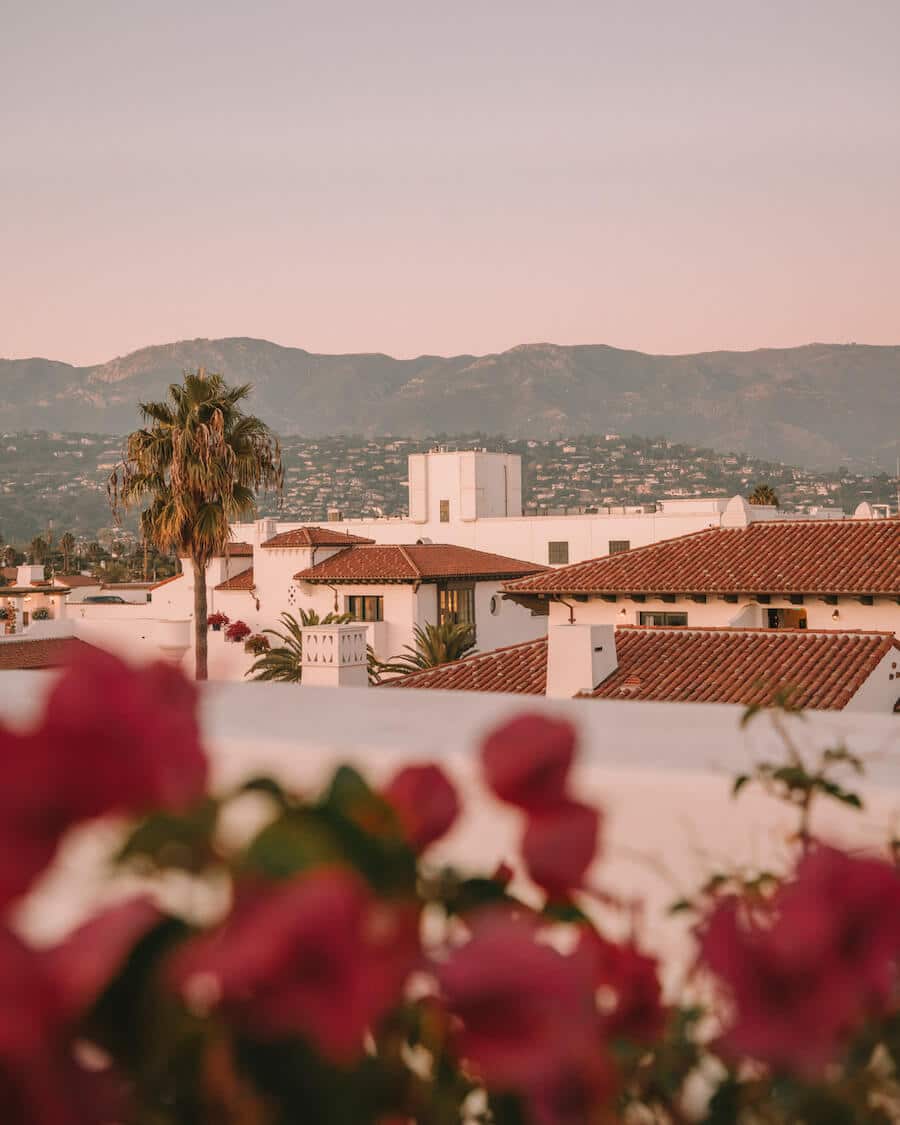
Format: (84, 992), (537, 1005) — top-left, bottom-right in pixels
(383, 763), (460, 852)
(700, 844), (900, 1071)
(437, 911), (597, 1090)
(0, 897), (158, 1125)
(170, 868), (420, 1061)
(577, 929), (666, 1043)
(481, 714), (576, 813)
(41, 647), (208, 818)
(521, 800), (600, 899)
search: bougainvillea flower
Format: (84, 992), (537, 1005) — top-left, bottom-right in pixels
(0, 726), (70, 909)
(41, 648), (208, 819)
(170, 868), (419, 1061)
(481, 714), (576, 812)
(0, 898), (157, 1125)
(700, 844), (900, 1071)
(577, 929), (666, 1043)
(521, 800), (600, 899)
(43, 897), (160, 1022)
(383, 763), (460, 851)
(527, 1046), (618, 1125)
(437, 910), (596, 1089)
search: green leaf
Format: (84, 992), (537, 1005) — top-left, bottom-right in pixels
(116, 799), (219, 873)
(668, 897), (693, 915)
(242, 809), (343, 879)
(731, 774), (750, 798)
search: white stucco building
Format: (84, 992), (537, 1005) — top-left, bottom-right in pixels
(231, 448), (853, 571)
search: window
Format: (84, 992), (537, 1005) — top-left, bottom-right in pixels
(608, 540), (631, 555)
(438, 583), (475, 635)
(548, 541), (569, 565)
(439, 499), (450, 523)
(767, 608), (807, 629)
(345, 595), (383, 622)
(639, 611), (688, 627)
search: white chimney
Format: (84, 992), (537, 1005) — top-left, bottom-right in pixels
(256, 517), (277, 543)
(17, 564), (44, 587)
(301, 623), (369, 687)
(546, 623), (618, 699)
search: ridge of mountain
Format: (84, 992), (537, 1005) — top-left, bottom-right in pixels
(2, 338), (898, 469)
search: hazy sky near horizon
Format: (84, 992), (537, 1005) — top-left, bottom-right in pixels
(2, 1), (899, 365)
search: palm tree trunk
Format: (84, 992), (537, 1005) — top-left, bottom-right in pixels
(193, 558), (208, 681)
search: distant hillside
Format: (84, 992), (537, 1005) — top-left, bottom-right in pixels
(2, 338), (897, 468)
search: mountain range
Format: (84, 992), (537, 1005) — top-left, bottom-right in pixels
(2, 338), (897, 469)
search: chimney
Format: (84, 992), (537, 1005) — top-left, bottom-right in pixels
(17, 564), (44, 587)
(256, 517), (277, 543)
(546, 623), (618, 698)
(301, 623), (369, 687)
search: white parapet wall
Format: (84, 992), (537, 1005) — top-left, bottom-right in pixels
(1, 673), (897, 977)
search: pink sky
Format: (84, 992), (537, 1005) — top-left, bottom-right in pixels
(2, 2), (899, 366)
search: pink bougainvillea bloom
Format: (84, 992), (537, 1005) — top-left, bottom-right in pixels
(170, 868), (419, 1061)
(481, 714), (576, 812)
(700, 844), (900, 1072)
(527, 1047), (618, 1125)
(43, 897), (160, 1023)
(0, 902), (155, 1125)
(383, 763), (460, 851)
(521, 800), (600, 899)
(577, 929), (666, 1043)
(0, 726), (70, 909)
(437, 911), (596, 1089)
(40, 647), (208, 818)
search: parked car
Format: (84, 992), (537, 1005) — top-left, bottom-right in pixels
(83, 594), (127, 604)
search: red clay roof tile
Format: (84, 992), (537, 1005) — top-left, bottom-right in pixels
(0, 637), (101, 671)
(262, 527), (375, 549)
(294, 544), (546, 583)
(390, 627), (898, 711)
(505, 519), (900, 597)
(215, 567), (255, 591)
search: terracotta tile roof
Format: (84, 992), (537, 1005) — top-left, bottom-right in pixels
(101, 573), (182, 591)
(222, 541), (253, 557)
(505, 519), (900, 597)
(54, 575), (101, 588)
(262, 527), (375, 549)
(389, 627), (898, 711)
(389, 637), (548, 694)
(294, 544), (547, 584)
(586, 627), (899, 709)
(0, 637), (100, 671)
(215, 567), (254, 591)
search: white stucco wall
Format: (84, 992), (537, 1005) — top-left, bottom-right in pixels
(844, 647), (900, 713)
(2, 674), (896, 972)
(547, 594), (900, 636)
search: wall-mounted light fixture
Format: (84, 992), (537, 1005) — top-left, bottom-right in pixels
(832, 608), (840, 621)
(619, 606), (627, 617)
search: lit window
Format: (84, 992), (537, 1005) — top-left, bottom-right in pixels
(439, 500), (450, 522)
(608, 540), (631, 555)
(638, 611), (687, 627)
(548, 541), (569, 564)
(437, 583), (475, 637)
(345, 595), (383, 622)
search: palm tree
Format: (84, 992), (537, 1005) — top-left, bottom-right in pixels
(247, 609), (352, 682)
(60, 532), (76, 574)
(749, 484), (779, 507)
(29, 535), (47, 565)
(377, 621), (477, 678)
(110, 368), (282, 680)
